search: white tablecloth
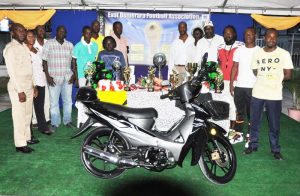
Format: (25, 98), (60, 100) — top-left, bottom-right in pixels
(127, 90), (230, 132)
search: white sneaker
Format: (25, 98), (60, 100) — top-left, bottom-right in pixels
(229, 132), (244, 144)
(244, 133), (250, 148)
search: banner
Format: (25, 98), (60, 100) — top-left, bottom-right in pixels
(104, 10), (209, 65)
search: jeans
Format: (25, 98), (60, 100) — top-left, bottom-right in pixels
(249, 97), (282, 152)
(49, 80), (73, 127)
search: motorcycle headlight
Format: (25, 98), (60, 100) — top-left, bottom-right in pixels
(210, 128), (217, 135)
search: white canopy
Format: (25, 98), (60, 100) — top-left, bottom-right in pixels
(0, 0), (300, 16)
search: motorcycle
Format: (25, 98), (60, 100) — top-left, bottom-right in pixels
(72, 56), (237, 185)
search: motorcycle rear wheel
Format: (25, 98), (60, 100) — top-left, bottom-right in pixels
(199, 134), (237, 184)
(81, 127), (129, 179)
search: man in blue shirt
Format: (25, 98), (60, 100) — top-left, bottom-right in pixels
(98, 36), (126, 80)
(72, 26), (98, 127)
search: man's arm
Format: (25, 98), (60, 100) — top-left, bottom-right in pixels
(283, 69), (292, 80)
(43, 60), (55, 86)
(229, 62), (239, 96)
(70, 57), (78, 86)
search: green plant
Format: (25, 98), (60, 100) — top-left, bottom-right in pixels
(285, 69), (300, 110)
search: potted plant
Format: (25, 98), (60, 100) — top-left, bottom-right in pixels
(285, 68), (300, 121)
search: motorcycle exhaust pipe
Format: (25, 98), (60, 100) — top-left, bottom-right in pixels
(83, 145), (138, 167)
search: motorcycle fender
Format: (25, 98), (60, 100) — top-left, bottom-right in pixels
(177, 128), (208, 167)
(71, 117), (96, 139)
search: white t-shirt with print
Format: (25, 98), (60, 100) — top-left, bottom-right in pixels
(251, 47), (294, 100)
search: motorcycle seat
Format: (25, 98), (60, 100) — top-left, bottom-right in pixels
(100, 101), (158, 119)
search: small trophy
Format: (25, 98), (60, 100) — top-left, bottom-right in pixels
(147, 66), (156, 92)
(123, 66), (131, 91)
(169, 70), (179, 90)
(185, 62), (198, 81)
(84, 62), (96, 87)
(215, 67), (224, 94)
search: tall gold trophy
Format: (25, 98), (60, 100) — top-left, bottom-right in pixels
(215, 67), (224, 94)
(185, 63), (198, 81)
(147, 66), (156, 92)
(169, 70), (179, 90)
(123, 66), (131, 91)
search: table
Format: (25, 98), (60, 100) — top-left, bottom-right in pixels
(127, 90), (229, 132)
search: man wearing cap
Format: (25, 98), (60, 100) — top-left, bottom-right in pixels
(168, 21), (194, 84)
(197, 21), (224, 63)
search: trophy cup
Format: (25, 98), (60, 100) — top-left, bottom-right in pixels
(153, 53), (166, 80)
(147, 66), (156, 92)
(112, 59), (122, 80)
(84, 61), (96, 87)
(169, 70), (179, 90)
(215, 67), (224, 93)
(123, 66), (131, 91)
(185, 62), (198, 81)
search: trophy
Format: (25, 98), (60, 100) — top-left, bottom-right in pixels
(169, 70), (179, 90)
(147, 66), (156, 92)
(84, 61), (96, 87)
(123, 66), (131, 91)
(215, 67), (224, 94)
(112, 59), (122, 80)
(153, 53), (166, 80)
(185, 62), (198, 81)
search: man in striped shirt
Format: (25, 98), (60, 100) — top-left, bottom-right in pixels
(42, 25), (76, 131)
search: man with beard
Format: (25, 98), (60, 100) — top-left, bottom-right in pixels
(218, 25), (244, 137)
(197, 21), (224, 63)
(91, 20), (105, 54)
(4, 23), (38, 153)
(230, 27), (260, 147)
(169, 21), (194, 85)
(244, 28), (293, 160)
(72, 26), (98, 127)
(42, 25), (76, 131)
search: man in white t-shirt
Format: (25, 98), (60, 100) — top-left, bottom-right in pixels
(32, 25), (50, 128)
(168, 21), (194, 84)
(197, 21), (224, 63)
(244, 28), (293, 160)
(230, 27), (259, 147)
(186, 27), (203, 67)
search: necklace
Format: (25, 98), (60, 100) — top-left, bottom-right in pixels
(224, 44), (233, 68)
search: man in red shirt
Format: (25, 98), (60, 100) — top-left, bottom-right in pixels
(218, 25), (244, 136)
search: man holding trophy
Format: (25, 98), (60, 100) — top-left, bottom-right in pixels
(72, 26), (98, 127)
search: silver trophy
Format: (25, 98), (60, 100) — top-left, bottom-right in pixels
(112, 59), (122, 80)
(83, 61), (96, 87)
(153, 53), (166, 80)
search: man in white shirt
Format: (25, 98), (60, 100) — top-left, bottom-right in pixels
(32, 25), (50, 128)
(230, 27), (259, 147)
(168, 21), (194, 84)
(197, 21), (224, 63)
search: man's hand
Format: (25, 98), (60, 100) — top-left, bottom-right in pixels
(46, 75), (56, 86)
(33, 87), (38, 98)
(68, 74), (76, 84)
(229, 82), (234, 97)
(18, 92), (26, 102)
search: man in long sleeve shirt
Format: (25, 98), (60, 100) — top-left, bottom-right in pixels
(4, 23), (38, 153)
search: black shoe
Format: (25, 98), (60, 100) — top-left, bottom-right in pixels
(243, 147), (258, 154)
(272, 152), (284, 160)
(16, 146), (34, 153)
(39, 128), (52, 135)
(65, 122), (76, 129)
(27, 137), (40, 145)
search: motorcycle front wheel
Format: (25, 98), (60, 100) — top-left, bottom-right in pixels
(199, 134), (237, 184)
(81, 127), (129, 179)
